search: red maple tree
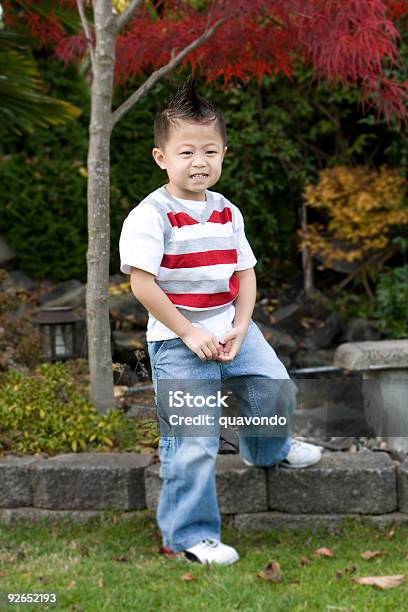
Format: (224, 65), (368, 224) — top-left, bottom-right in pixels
(3, 0), (407, 411)
(5, 0), (408, 121)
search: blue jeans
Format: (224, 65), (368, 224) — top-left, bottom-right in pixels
(148, 319), (297, 552)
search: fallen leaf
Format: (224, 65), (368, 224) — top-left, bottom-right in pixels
(67, 580), (76, 589)
(354, 575), (405, 589)
(335, 569), (342, 579)
(314, 547), (335, 558)
(361, 550), (384, 560)
(97, 577), (104, 588)
(258, 560), (282, 582)
(113, 555), (129, 562)
(299, 557), (311, 567)
(159, 546), (185, 561)
(300, 317), (317, 329)
(344, 565), (357, 575)
(181, 572), (196, 582)
(387, 528), (395, 540)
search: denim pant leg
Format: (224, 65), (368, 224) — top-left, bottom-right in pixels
(221, 320), (297, 466)
(148, 338), (222, 552)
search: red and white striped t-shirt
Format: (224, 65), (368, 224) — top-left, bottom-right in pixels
(119, 186), (257, 341)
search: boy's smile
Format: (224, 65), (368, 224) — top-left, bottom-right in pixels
(152, 120), (227, 201)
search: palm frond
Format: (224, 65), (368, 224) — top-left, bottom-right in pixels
(0, 31), (81, 130)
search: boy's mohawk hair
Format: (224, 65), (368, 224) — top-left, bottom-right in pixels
(154, 79), (227, 148)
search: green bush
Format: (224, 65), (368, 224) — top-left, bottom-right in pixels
(374, 265), (408, 339)
(0, 362), (149, 455)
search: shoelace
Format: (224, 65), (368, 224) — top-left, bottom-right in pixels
(200, 538), (219, 549)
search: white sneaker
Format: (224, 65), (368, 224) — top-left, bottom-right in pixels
(280, 438), (322, 468)
(184, 538), (239, 565)
(242, 439), (322, 469)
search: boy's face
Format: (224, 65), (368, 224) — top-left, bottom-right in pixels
(152, 120), (227, 201)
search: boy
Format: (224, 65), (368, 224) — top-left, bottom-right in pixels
(119, 83), (322, 566)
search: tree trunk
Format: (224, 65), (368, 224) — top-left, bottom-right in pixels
(86, 0), (115, 413)
(301, 202), (314, 295)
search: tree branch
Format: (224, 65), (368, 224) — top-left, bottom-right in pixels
(115, 0), (144, 34)
(76, 0), (95, 68)
(112, 17), (225, 127)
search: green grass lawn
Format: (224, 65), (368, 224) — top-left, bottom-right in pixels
(0, 513), (407, 611)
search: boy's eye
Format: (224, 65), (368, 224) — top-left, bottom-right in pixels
(180, 151), (193, 155)
(206, 150), (217, 155)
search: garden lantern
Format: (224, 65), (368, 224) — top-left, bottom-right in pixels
(32, 307), (86, 362)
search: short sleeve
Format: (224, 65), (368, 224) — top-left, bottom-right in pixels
(119, 203), (164, 275)
(232, 205), (257, 271)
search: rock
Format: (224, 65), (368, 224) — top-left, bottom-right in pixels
(269, 303), (301, 325)
(0, 235), (17, 270)
(1, 270), (35, 292)
(109, 293), (148, 328)
(235, 512), (351, 533)
(313, 312), (344, 348)
(31, 453), (151, 510)
(342, 318), (381, 343)
(0, 508), (105, 525)
(334, 340), (408, 371)
(0, 456), (38, 507)
(112, 331), (146, 353)
(267, 452), (397, 514)
(293, 349), (336, 368)
(145, 455), (267, 514)
(38, 280), (86, 308)
(234, 512), (408, 532)
(397, 460), (408, 512)
(215, 455), (268, 513)
(256, 323), (297, 355)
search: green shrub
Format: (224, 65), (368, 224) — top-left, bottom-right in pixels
(0, 362), (152, 455)
(374, 265), (408, 339)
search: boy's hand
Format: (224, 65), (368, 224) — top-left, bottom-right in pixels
(180, 326), (220, 361)
(217, 324), (247, 362)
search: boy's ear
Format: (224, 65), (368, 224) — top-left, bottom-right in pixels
(152, 147), (166, 169)
(222, 146), (228, 160)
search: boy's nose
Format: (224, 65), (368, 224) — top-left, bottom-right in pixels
(192, 154), (207, 167)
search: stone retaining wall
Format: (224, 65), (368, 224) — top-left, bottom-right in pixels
(1, 452), (407, 531)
